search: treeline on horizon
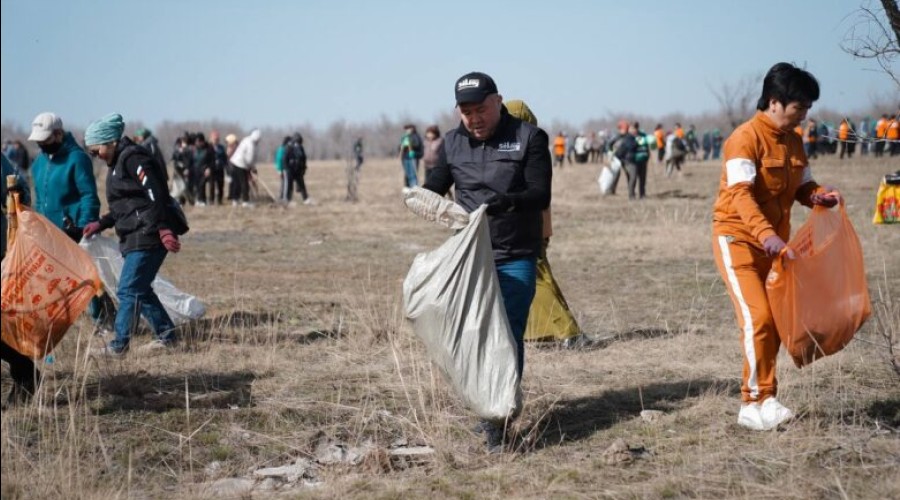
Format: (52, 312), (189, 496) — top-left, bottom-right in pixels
(1, 99), (894, 165)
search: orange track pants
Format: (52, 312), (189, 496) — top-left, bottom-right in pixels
(712, 235), (780, 403)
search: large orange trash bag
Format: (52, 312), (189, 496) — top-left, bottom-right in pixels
(1, 194), (102, 359)
(765, 202), (871, 368)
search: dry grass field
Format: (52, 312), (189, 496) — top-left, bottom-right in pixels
(2, 152), (899, 499)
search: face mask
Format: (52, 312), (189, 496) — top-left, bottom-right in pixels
(39, 141), (62, 155)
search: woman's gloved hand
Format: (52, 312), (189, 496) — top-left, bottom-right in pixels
(82, 221), (102, 238)
(810, 186), (840, 208)
(159, 229), (181, 253)
(763, 235), (795, 259)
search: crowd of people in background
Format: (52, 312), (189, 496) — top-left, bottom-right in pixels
(799, 113), (900, 159)
(3, 109), (898, 213)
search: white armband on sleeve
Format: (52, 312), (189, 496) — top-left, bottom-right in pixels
(725, 158), (756, 187)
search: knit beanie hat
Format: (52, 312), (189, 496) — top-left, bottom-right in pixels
(84, 113), (125, 146)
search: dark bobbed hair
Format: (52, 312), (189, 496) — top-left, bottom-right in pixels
(425, 125), (441, 138)
(756, 62), (820, 111)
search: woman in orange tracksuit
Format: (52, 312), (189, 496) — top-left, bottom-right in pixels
(712, 62), (840, 431)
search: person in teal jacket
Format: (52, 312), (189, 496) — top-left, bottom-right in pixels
(274, 136), (290, 203)
(27, 112), (114, 331)
(28, 113), (101, 236)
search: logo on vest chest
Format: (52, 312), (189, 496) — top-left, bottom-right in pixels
(497, 141), (521, 152)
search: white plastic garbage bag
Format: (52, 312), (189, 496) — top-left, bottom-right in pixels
(80, 235), (206, 325)
(402, 194), (522, 422)
(170, 176), (187, 199)
(598, 156), (622, 195)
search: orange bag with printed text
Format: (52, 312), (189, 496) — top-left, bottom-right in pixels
(1, 194), (102, 359)
(765, 201), (871, 368)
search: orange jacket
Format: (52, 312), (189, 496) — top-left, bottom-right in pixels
(793, 125), (803, 138)
(712, 112), (821, 248)
(675, 127), (685, 139)
(553, 135), (566, 156)
(654, 129), (664, 148)
(876, 118), (888, 138)
(838, 121), (849, 140)
(888, 120), (900, 140)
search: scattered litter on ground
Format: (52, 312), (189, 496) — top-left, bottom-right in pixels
(640, 410), (665, 423)
(601, 438), (652, 465)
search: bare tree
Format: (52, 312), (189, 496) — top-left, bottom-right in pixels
(708, 74), (761, 131)
(843, 0), (900, 87)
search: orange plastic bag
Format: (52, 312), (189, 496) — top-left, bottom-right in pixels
(1, 194), (102, 359)
(765, 202), (871, 367)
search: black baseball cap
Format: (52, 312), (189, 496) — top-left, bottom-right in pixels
(454, 71), (498, 105)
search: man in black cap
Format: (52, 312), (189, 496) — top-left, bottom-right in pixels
(423, 71), (552, 452)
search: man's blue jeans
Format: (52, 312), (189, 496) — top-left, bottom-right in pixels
(402, 157), (418, 188)
(495, 256), (537, 378)
(110, 247), (176, 352)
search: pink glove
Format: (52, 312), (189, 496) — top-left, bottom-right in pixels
(83, 221), (102, 238)
(762, 235), (795, 259)
(159, 229), (181, 253)
(810, 186), (840, 208)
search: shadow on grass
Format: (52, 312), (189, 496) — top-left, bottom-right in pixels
(653, 189), (707, 200)
(177, 309), (341, 346)
(530, 327), (675, 351)
(528, 378), (739, 449)
(868, 398), (900, 428)
(89, 370), (258, 414)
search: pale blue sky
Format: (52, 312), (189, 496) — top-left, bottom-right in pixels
(1, 0), (896, 130)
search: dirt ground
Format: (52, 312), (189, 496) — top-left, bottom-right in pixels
(2, 152), (899, 499)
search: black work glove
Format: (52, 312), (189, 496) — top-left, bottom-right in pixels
(64, 225), (84, 242)
(62, 216), (83, 243)
(484, 193), (514, 215)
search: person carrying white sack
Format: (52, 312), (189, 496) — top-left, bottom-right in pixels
(421, 71), (552, 452)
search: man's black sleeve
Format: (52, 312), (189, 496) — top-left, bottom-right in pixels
(509, 128), (551, 211)
(422, 140), (453, 195)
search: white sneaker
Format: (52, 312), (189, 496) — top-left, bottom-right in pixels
(88, 345), (126, 358)
(197, 201), (207, 207)
(738, 398), (794, 431)
(231, 200), (239, 207)
(303, 198), (315, 206)
(92, 325), (114, 339)
(241, 202), (255, 208)
(137, 339), (177, 353)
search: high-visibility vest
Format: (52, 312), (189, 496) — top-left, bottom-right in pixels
(876, 119), (888, 139)
(553, 136), (566, 156)
(838, 121), (849, 141)
(888, 120), (900, 140)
